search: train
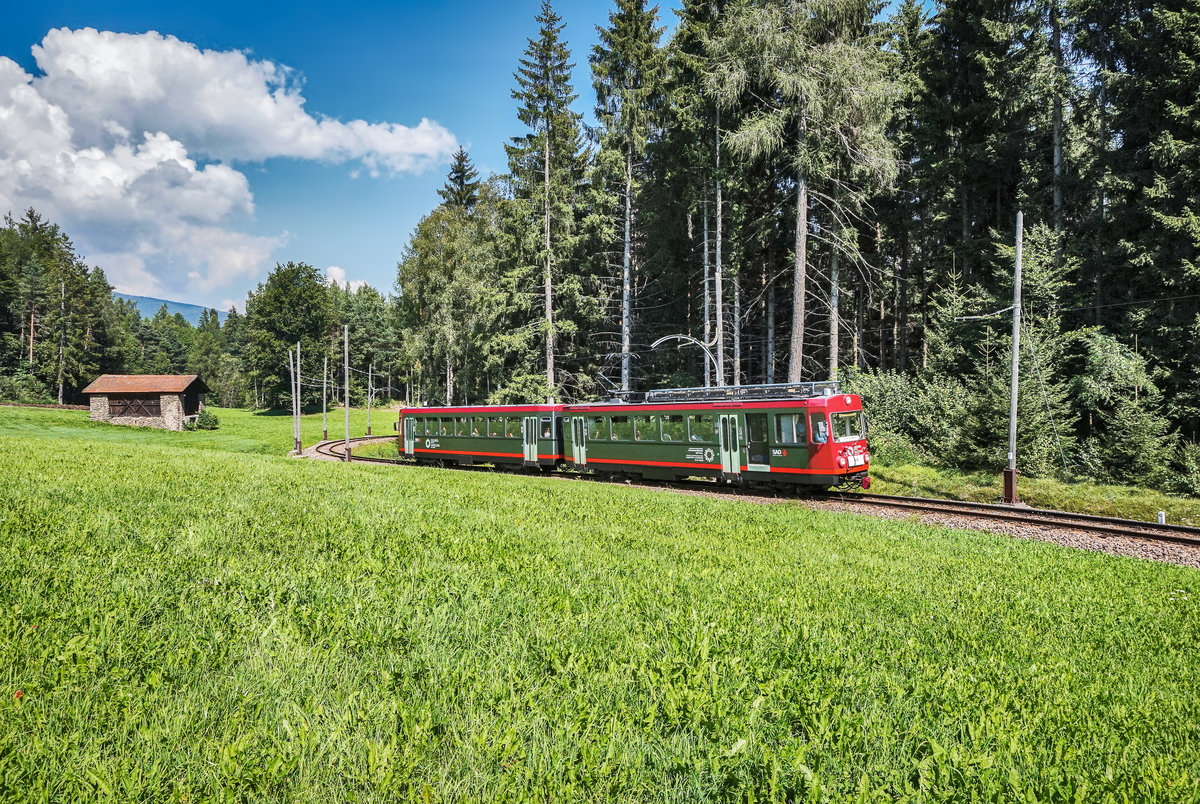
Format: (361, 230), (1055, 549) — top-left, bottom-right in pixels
(395, 382), (870, 490)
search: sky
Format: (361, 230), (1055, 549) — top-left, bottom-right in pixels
(0, 0), (682, 312)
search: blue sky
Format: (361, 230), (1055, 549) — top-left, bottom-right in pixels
(0, 1), (681, 310)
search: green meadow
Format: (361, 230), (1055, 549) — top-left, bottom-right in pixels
(2, 406), (1199, 802)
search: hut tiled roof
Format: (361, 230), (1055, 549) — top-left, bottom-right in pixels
(82, 374), (210, 394)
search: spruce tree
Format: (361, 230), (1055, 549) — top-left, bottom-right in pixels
(705, 0), (898, 382)
(506, 0), (586, 397)
(437, 146), (481, 212)
(591, 0), (666, 391)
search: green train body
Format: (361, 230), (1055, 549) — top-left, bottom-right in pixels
(398, 389), (870, 490)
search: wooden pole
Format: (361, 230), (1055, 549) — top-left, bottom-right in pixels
(343, 324), (350, 462)
(322, 354), (328, 441)
(295, 341), (302, 453)
(287, 348), (297, 453)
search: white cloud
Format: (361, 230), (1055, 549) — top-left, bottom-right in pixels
(0, 28), (457, 303)
(32, 28), (457, 174)
(325, 265), (367, 293)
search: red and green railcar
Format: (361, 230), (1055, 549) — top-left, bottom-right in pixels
(396, 384), (870, 490)
(399, 404), (562, 469)
(561, 390), (869, 489)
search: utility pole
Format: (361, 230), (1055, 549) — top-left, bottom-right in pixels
(287, 347), (297, 453)
(343, 325), (350, 462)
(1003, 212), (1024, 504)
(366, 363), (373, 435)
(297, 341), (303, 453)
(322, 354), (328, 441)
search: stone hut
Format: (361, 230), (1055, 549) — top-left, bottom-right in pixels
(82, 375), (210, 431)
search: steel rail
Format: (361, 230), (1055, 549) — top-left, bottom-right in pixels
(813, 491), (1200, 547)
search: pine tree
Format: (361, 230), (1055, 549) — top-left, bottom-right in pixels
(506, 0), (587, 398)
(591, 0), (666, 391)
(437, 146), (481, 212)
(705, 0), (898, 382)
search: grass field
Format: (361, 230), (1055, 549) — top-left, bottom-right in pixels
(2, 407), (1200, 801)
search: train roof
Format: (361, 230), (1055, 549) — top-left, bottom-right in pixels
(562, 394), (861, 414)
(401, 404), (560, 416)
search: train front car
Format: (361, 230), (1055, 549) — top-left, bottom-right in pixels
(562, 383), (870, 491)
(784, 392), (870, 490)
(399, 404), (563, 469)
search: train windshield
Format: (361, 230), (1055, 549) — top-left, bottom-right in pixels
(831, 411), (865, 442)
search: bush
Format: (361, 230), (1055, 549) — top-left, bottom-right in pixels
(1167, 442), (1200, 497)
(196, 409), (219, 430)
(0, 369), (52, 404)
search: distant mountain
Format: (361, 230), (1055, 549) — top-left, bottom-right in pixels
(113, 293), (227, 326)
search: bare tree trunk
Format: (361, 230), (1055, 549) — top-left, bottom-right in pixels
(733, 269), (741, 386)
(621, 144), (633, 391)
(787, 174), (807, 383)
(715, 113), (725, 385)
(28, 308), (35, 364)
(1050, 0), (1065, 266)
(57, 281), (65, 404)
(703, 199), (712, 387)
(829, 249), (839, 380)
(544, 133), (555, 395)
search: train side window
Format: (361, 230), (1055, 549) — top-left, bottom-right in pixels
(688, 414), (716, 443)
(540, 417), (552, 438)
(425, 418), (438, 436)
(775, 413), (807, 444)
(810, 412), (829, 444)
(611, 415), (633, 441)
(455, 417), (469, 436)
(487, 417), (503, 437)
(661, 414), (685, 442)
(588, 416), (608, 441)
(505, 416), (521, 438)
(471, 416), (485, 436)
(634, 415), (657, 441)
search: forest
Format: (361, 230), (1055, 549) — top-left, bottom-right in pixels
(1, 0), (1198, 491)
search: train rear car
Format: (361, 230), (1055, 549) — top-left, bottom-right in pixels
(398, 405), (562, 469)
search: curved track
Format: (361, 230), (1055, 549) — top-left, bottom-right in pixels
(311, 438), (1200, 548)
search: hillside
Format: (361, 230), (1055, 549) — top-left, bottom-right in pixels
(114, 293), (227, 326)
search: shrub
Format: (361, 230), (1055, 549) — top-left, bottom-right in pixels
(196, 409), (219, 430)
(0, 369), (52, 404)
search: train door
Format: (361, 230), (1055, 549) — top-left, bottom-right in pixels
(570, 417), (587, 466)
(718, 414), (741, 477)
(744, 412), (770, 472)
(403, 416), (416, 456)
(522, 416), (539, 465)
(809, 410), (830, 465)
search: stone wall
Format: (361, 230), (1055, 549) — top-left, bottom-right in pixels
(98, 393), (187, 430)
(89, 395), (108, 421)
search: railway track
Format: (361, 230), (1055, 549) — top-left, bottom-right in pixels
(313, 436), (399, 463)
(312, 438), (1200, 549)
(813, 491), (1200, 547)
